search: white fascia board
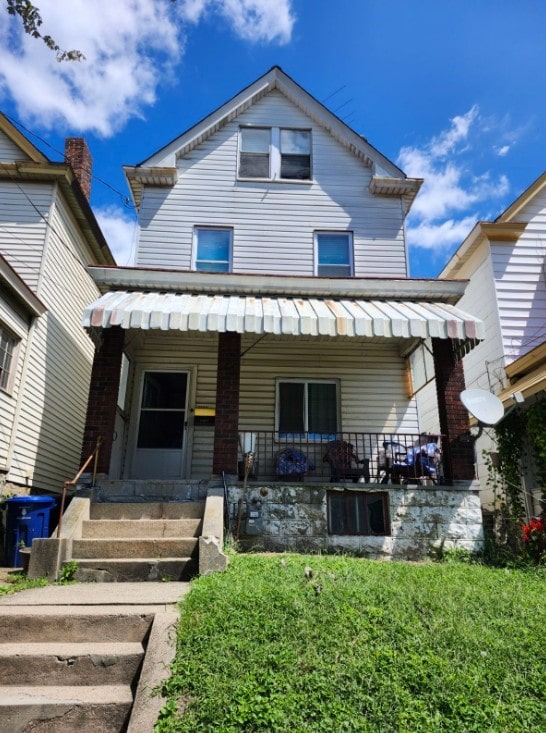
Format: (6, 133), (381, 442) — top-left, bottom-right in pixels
(134, 67), (406, 180)
(88, 266), (468, 303)
(0, 256), (46, 316)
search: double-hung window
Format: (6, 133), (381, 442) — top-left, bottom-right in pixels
(194, 227), (232, 272)
(277, 379), (338, 439)
(328, 491), (390, 536)
(316, 232), (353, 276)
(0, 325), (18, 393)
(239, 127), (311, 181)
(280, 129), (311, 179)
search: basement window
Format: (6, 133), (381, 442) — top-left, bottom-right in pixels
(327, 491), (390, 535)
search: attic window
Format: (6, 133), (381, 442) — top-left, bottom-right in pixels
(239, 128), (270, 178)
(239, 127), (311, 181)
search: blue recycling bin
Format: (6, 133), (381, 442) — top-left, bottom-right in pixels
(4, 496), (56, 567)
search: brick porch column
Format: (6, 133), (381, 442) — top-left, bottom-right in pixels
(81, 326), (124, 475)
(432, 338), (475, 484)
(213, 332), (241, 475)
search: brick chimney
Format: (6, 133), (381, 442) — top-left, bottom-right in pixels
(64, 137), (92, 200)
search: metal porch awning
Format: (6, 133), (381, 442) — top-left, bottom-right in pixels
(82, 291), (484, 341)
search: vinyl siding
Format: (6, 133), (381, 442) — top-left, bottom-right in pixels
(125, 331), (418, 479)
(8, 192), (101, 491)
(136, 91), (407, 277)
(0, 130), (31, 161)
(0, 298), (31, 469)
(0, 180), (51, 289)
(493, 189), (546, 363)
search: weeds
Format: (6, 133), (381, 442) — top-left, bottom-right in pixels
(156, 555), (545, 732)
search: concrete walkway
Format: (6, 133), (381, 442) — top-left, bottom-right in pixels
(0, 580), (190, 609)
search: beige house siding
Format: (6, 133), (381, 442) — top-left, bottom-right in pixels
(122, 331), (418, 479)
(8, 192), (101, 491)
(137, 91), (407, 278)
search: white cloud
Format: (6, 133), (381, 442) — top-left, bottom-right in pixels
(0, 0), (295, 136)
(496, 144), (510, 157)
(398, 106), (510, 256)
(178, 0), (295, 43)
(94, 205), (138, 265)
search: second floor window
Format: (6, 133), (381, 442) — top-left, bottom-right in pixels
(194, 228), (232, 272)
(239, 127), (311, 180)
(316, 232), (353, 276)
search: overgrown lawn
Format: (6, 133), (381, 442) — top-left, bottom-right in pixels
(157, 556), (545, 732)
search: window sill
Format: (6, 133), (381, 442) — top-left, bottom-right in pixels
(237, 177), (314, 185)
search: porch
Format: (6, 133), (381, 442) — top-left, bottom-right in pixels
(236, 430), (442, 485)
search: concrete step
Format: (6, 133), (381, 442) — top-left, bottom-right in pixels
(0, 642), (144, 686)
(0, 612), (154, 643)
(0, 684), (133, 733)
(72, 538), (198, 559)
(90, 501), (205, 521)
(81, 517), (202, 539)
(72, 557), (198, 582)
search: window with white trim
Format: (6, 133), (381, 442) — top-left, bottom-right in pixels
(239, 127), (311, 180)
(194, 228), (232, 272)
(315, 232), (353, 276)
(277, 379), (338, 439)
(0, 325), (18, 393)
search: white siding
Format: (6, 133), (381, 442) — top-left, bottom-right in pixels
(137, 91), (407, 277)
(125, 331), (419, 479)
(8, 193), (101, 492)
(493, 189), (546, 363)
(0, 297), (31, 470)
(0, 180), (51, 289)
(0, 130), (30, 161)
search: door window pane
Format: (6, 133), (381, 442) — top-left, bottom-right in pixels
(317, 233), (353, 276)
(137, 372), (187, 449)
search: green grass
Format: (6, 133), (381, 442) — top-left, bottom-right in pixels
(157, 555), (545, 732)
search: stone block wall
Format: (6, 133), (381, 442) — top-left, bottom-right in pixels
(228, 482), (484, 560)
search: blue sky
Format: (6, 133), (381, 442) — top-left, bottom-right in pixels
(1, 0), (545, 277)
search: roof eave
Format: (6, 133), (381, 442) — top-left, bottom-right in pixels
(0, 162), (116, 267)
(87, 265), (469, 303)
(0, 254), (47, 316)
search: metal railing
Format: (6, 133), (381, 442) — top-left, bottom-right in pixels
(237, 431), (443, 484)
(57, 437), (102, 538)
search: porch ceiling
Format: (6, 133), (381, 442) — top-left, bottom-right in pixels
(83, 291), (484, 341)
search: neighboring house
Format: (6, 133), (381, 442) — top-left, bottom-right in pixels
(436, 172), (546, 517)
(0, 114), (115, 496)
(81, 67), (485, 557)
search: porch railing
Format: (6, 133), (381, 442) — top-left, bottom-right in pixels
(237, 431), (443, 484)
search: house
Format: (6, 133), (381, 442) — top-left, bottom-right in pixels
(80, 67), (485, 558)
(0, 114), (115, 499)
(437, 172), (546, 519)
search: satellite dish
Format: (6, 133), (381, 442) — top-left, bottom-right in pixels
(460, 389), (504, 426)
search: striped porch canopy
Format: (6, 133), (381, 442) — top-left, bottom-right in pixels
(83, 291), (484, 341)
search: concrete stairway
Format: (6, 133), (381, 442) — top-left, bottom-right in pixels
(70, 502), (204, 583)
(0, 611), (154, 732)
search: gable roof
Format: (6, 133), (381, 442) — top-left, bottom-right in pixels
(440, 170), (546, 279)
(124, 66), (422, 209)
(0, 113), (115, 267)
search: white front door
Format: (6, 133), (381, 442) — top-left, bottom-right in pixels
(131, 370), (189, 479)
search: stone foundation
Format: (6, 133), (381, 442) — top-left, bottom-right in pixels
(228, 482), (484, 560)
